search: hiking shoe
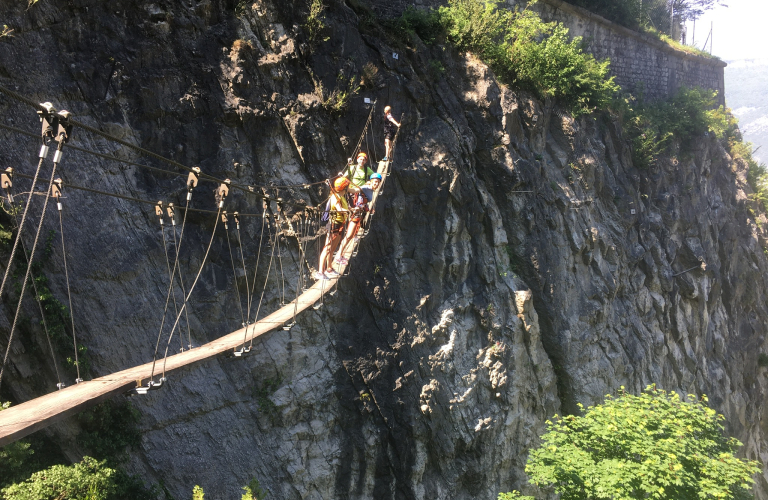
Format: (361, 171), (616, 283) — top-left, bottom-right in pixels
(314, 271), (328, 280)
(325, 269), (340, 278)
(382, 156), (388, 161)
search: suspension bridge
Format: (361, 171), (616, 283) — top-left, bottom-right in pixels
(0, 85), (398, 447)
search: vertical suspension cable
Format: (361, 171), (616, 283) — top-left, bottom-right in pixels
(54, 182), (82, 383)
(242, 205), (267, 349)
(3, 184), (63, 389)
(223, 213), (246, 327)
(0, 155), (46, 302)
(0, 160), (59, 390)
(160, 205), (223, 377)
(170, 215), (193, 349)
(235, 214), (252, 324)
(248, 214), (278, 349)
(157, 211), (184, 353)
(148, 196), (191, 383)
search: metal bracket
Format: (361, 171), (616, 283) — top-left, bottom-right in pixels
(38, 102), (58, 144)
(130, 377), (166, 395)
(187, 167), (201, 191)
(51, 178), (63, 199)
(56, 110), (74, 145)
(216, 179), (230, 208)
(1, 167), (12, 190)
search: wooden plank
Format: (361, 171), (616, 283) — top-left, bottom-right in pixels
(0, 161), (391, 447)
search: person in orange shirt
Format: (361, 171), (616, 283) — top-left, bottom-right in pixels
(316, 177), (351, 280)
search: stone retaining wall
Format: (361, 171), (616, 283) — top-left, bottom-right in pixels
(369, 0), (726, 104)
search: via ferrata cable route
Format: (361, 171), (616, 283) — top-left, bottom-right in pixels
(0, 86), (396, 446)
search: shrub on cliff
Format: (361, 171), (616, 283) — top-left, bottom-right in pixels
(0, 456), (116, 500)
(502, 385), (759, 499)
(396, 0), (618, 115)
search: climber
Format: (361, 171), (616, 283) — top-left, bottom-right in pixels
(316, 177), (351, 280)
(335, 173), (382, 265)
(382, 105), (401, 161)
(340, 151), (375, 188)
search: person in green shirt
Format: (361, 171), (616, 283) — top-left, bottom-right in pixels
(341, 152), (375, 188)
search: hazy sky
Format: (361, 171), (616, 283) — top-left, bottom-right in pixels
(684, 1), (768, 61)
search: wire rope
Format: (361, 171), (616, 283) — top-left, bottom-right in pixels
(3, 187), (63, 388)
(55, 191), (82, 382)
(157, 216), (184, 353)
(235, 216), (251, 327)
(224, 215), (246, 328)
(242, 208), (267, 348)
(0, 93), (327, 193)
(170, 216), (193, 350)
(248, 215), (278, 350)
(0, 156), (45, 303)
(148, 196), (191, 382)
(160, 205), (223, 377)
(0, 160), (59, 390)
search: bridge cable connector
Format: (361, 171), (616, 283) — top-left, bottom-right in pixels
(221, 210), (228, 229)
(233, 211), (240, 231)
(37, 102), (58, 158)
(216, 179), (230, 209)
(186, 166), (201, 201)
(155, 201), (164, 226)
(53, 110), (74, 164)
(167, 203), (176, 226)
(2, 168), (13, 203)
(51, 178), (63, 212)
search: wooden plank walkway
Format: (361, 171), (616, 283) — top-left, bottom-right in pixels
(0, 160), (390, 447)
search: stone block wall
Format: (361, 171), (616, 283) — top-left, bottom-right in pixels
(368, 0), (726, 104)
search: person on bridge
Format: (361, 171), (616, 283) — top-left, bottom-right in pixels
(341, 152), (375, 188)
(335, 173), (382, 265)
(382, 105), (401, 161)
(316, 177), (351, 280)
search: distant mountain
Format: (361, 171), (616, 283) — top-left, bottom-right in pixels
(725, 59), (768, 165)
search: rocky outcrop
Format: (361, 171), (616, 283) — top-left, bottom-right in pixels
(0, 1), (766, 499)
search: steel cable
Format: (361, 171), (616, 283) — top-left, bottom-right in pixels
(56, 195), (82, 382)
(0, 161), (59, 390)
(160, 206), (223, 377)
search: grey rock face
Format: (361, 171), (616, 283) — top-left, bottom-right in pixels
(0, 1), (765, 499)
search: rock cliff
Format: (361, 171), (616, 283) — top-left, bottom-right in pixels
(0, 1), (766, 499)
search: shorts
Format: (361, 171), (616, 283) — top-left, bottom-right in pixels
(329, 221), (346, 234)
(384, 130), (396, 141)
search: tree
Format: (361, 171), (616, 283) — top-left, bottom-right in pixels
(519, 385), (759, 499)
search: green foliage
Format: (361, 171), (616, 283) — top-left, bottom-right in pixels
(77, 400), (142, 465)
(525, 385), (760, 499)
(392, 6), (444, 44)
(253, 374), (283, 420)
(619, 87), (725, 168)
(1, 456), (117, 500)
(234, 0), (248, 18)
(241, 478), (267, 500)
(759, 353), (768, 368)
(0, 26), (12, 38)
(192, 485), (204, 500)
(498, 492), (534, 500)
(322, 76), (360, 115)
(303, 0), (329, 48)
(407, 0), (618, 115)
(504, 12), (618, 114)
